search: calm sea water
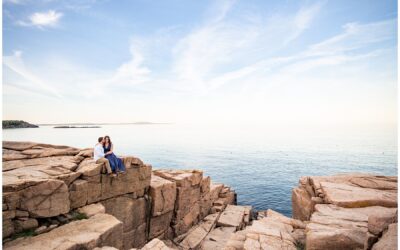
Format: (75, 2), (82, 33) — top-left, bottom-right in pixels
(3, 124), (397, 216)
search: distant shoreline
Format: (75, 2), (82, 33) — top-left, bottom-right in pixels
(38, 122), (171, 126)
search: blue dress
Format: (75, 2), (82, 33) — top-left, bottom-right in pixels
(104, 144), (126, 173)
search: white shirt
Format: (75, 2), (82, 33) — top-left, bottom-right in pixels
(93, 143), (105, 161)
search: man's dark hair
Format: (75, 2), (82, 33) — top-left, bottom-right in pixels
(98, 137), (103, 143)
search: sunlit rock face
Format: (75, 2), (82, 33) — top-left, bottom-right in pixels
(2, 141), (236, 250)
(292, 174), (397, 250)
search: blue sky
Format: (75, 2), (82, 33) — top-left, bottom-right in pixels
(3, 0), (398, 127)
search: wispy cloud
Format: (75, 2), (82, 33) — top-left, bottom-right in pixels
(170, 1), (324, 92)
(285, 2), (324, 44)
(109, 40), (151, 86)
(204, 17), (397, 90)
(3, 51), (62, 98)
(307, 19), (397, 57)
(17, 10), (63, 28)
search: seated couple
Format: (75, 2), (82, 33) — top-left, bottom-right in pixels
(94, 136), (126, 176)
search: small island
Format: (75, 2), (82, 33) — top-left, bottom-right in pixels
(2, 120), (39, 129)
(54, 126), (101, 128)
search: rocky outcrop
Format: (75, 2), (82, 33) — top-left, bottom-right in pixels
(2, 141), (397, 250)
(152, 169), (236, 237)
(143, 173), (398, 250)
(2, 141), (236, 250)
(4, 213), (124, 249)
(292, 175), (397, 221)
(372, 223), (398, 250)
(292, 174), (398, 250)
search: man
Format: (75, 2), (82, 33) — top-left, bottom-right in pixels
(94, 137), (113, 176)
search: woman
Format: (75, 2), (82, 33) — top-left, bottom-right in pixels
(103, 136), (126, 174)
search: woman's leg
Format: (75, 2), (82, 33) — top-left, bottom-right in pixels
(117, 158), (126, 173)
(106, 155), (117, 173)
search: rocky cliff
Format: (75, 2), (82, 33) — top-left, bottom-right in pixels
(2, 141), (398, 250)
(2, 141), (236, 249)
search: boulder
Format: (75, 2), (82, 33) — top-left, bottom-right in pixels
(179, 213), (219, 249)
(173, 202), (200, 236)
(217, 205), (247, 230)
(77, 148), (93, 158)
(265, 209), (305, 229)
(368, 209), (397, 235)
(150, 174), (177, 216)
(3, 192), (20, 211)
(3, 219), (14, 238)
(102, 196), (147, 232)
(202, 226), (236, 249)
(8, 179), (70, 218)
(141, 238), (173, 250)
(153, 169), (204, 237)
(15, 210), (29, 218)
(124, 222), (147, 249)
(153, 169), (203, 188)
(3, 213), (124, 250)
(209, 183), (224, 201)
(292, 186), (313, 221)
(320, 181), (397, 208)
(149, 211), (173, 239)
(175, 187), (200, 219)
(246, 219), (294, 241)
(14, 218), (38, 233)
(372, 223), (397, 250)
(121, 156), (144, 168)
(77, 203), (105, 218)
(69, 179), (89, 208)
(3, 210), (15, 220)
(76, 158), (103, 177)
(242, 217), (297, 250)
(305, 204), (397, 250)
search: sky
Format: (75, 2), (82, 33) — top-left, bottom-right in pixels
(2, 0), (398, 128)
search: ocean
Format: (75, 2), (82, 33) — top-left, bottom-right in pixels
(3, 123), (397, 216)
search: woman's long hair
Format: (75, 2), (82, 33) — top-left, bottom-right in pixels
(104, 135), (112, 146)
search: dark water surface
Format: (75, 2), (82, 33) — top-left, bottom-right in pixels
(3, 124), (397, 216)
